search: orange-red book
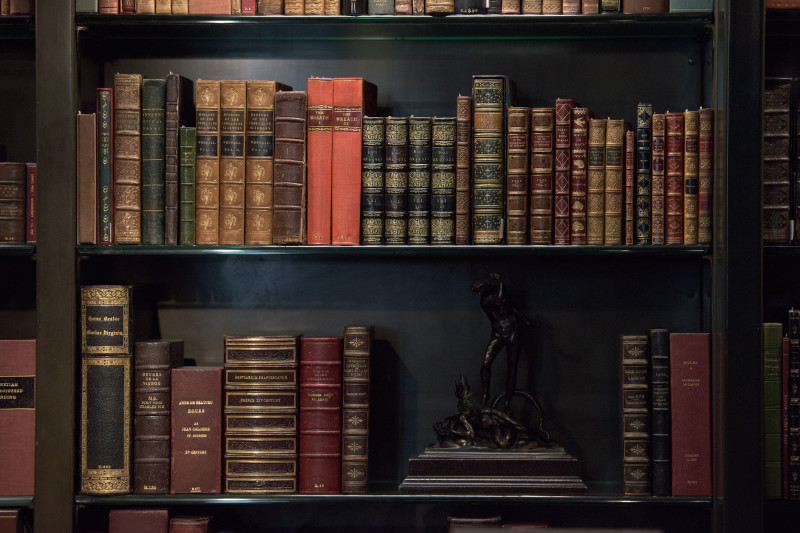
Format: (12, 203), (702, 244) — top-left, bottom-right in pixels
(307, 78), (334, 245)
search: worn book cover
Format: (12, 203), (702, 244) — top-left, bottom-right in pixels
(649, 328), (671, 496)
(586, 118), (606, 245)
(763, 323), (783, 500)
(341, 325), (373, 494)
(506, 107), (529, 245)
(530, 107), (555, 245)
(0, 340), (35, 497)
(554, 98), (573, 245)
(141, 78), (167, 246)
(219, 80), (247, 245)
(698, 107), (713, 245)
(455, 95), (472, 244)
(113, 73), (143, 245)
(307, 77), (334, 245)
(96, 88), (114, 245)
(621, 334), (651, 496)
(665, 111), (685, 244)
(569, 107), (590, 245)
(622, 0), (667, 12)
(604, 119), (625, 245)
(195, 80), (221, 245)
(763, 78), (792, 244)
(430, 117), (457, 245)
(273, 91), (308, 245)
(77, 113), (97, 245)
(384, 116), (409, 245)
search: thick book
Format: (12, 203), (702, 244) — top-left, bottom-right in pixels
(669, 0), (711, 11)
(670, 332), (711, 497)
(219, 80), (247, 245)
(369, 0), (394, 13)
(430, 117), (457, 245)
(554, 98), (573, 245)
(384, 116), (409, 245)
(530, 107), (555, 245)
(621, 0), (667, 11)
(0, 340), (35, 496)
(331, 78), (378, 245)
(361, 116), (386, 245)
(455, 95), (472, 245)
(307, 77), (335, 245)
(426, 0), (453, 13)
(141, 78), (167, 246)
(665, 112), (685, 244)
(635, 102), (653, 244)
(98, 0), (119, 13)
(165, 74), (195, 246)
(506, 107), (530, 245)
(341, 325), (373, 494)
(625, 129), (635, 244)
(788, 309), (800, 499)
(96, 88), (114, 245)
(651, 113), (666, 245)
(109, 509), (168, 533)
(137, 0), (155, 12)
(173, 0), (189, 12)
(763, 78), (792, 244)
(649, 329), (671, 496)
(562, 0), (578, 12)
(25, 163), (35, 245)
(195, 80), (221, 245)
(682, 109), (700, 245)
(169, 517), (212, 533)
(586, 118), (606, 245)
(604, 119), (625, 245)
(698, 108), (713, 245)
(521, 0), (542, 13)
(77, 113), (97, 245)
(179, 127), (197, 245)
(408, 116), (432, 245)
(273, 91), (308, 245)
(763, 322), (783, 500)
(621, 334), (651, 496)
(113, 73), (143, 245)
(133, 340), (184, 495)
(171, 367), (222, 494)
(299, 337), (343, 494)
(569, 107), (590, 245)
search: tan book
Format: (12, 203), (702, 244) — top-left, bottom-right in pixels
(324, 0), (339, 13)
(305, 0), (324, 13)
(582, 0), (599, 12)
(137, 0), (156, 12)
(562, 0), (579, 12)
(195, 80), (221, 245)
(155, 0), (172, 12)
(506, 107), (529, 245)
(412, 0), (424, 13)
(231, 0), (242, 12)
(522, 0), (542, 12)
(258, 0), (283, 12)
(172, 0), (189, 12)
(604, 119), (625, 245)
(219, 80), (247, 245)
(113, 73), (143, 245)
(284, 0), (304, 13)
(395, 0), (411, 13)
(542, 0), (561, 12)
(455, 95), (471, 245)
(683, 109), (700, 245)
(501, 0), (520, 12)
(651, 112), (666, 244)
(77, 112), (97, 245)
(586, 118), (606, 245)
(530, 107), (555, 245)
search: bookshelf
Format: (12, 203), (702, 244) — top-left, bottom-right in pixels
(29, 0), (764, 532)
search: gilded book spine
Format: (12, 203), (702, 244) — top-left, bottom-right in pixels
(455, 95), (472, 245)
(621, 334), (651, 496)
(683, 109), (700, 245)
(604, 119), (624, 245)
(562, 0), (579, 12)
(665, 112), (685, 244)
(408, 116), (432, 245)
(542, 0), (561, 13)
(361, 117), (385, 245)
(219, 80), (247, 245)
(635, 102), (653, 244)
(625, 129), (635, 244)
(0, 163), (26, 245)
(426, 0), (453, 13)
(195, 80), (221, 245)
(113, 73), (143, 245)
(698, 108), (714, 245)
(651, 113), (666, 245)
(506, 107), (530, 245)
(384, 117), (409, 245)
(471, 76), (506, 244)
(586, 118), (606, 245)
(763, 79), (792, 244)
(501, 0), (520, 12)
(165, 74), (194, 246)
(554, 98), (573, 245)
(141, 79), (167, 246)
(530, 107), (555, 245)
(172, 0), (188, 12)
(273, 91), (308, 245)
(179, 127), (197, 245)
(306, 0), (324, 13)
(431, 117), (457, 245)
(570, 107), (590, 245)
(341, 326), (373, 494)
(97, 88), (114, 245)
(522, 0), (542, 12)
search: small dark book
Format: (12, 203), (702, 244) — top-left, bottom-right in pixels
(109, 509), (169, 533)
(431, 117), (457, 245)
(621, 334), (651, 496)
(649, 329), (670, 496)
(635, 102), (653, 244)
(408, 116), (432, 245)
(179, 127), (197, 245)
(384, 117), (409, 245)
(142, 78), (167, 245)
(341, 325), (373, 494)
(361, 116), (386, 245)
(165, 73), (195, 246)
(0, 163), (26, 244)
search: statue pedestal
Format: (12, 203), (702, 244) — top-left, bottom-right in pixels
(398, 446), (588, 495)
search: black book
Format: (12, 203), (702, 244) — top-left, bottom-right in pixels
(361, 116), (385, 245)
(384, 116), (409, 245)
(431, 117), (457, 245)
(649, 328), (671, 496)
(408, 116), (432, 245)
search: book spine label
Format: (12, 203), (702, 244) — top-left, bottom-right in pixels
(635, 102), (653, 244)
(80, 285), (132, 355)
(307, 77), (334, 245)
(586, 118), (606, 245)
(361, 116), (386, 245)
(141, 79), (167, 245)
(384, 117), (409, 245)
(698, 108), (713, 245)
(273, 91), (308, 245)
(530, 107), (555, 244)
(683, 109), (700, 245)
(455, 95), (472, 245)
(621, 334), (651, 496)
(341, 326), (372, 494)
(665, 112), (685, 244)
(0, 340), (35, 497)
(506, 107), (530, 245)
(113, 73), (143, 245)
(472, 77), (506, 244)
(179, 127), (197, 245)
(554, 98), (573, 245)
(431, 117), (457, 245)
(408, 117), (432, 245)
(604, 119), (624, 245)
(651, 113), (666, 245)
(97, 89), (114, 245)
(219, 80), (247, 245)
(195, 80), (221, 245)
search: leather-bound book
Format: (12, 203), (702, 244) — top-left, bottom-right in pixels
(113, 73), (143, 245)
(763, 79), (792, 244)
(602, 0), (620, 9)
(413, 0), (425, 13)
(454, 0), (483, 13)
(141, 78), (167, 245)
(668, 0), (710, 8)
(368, 0), (394, 17)
(698, 107), (713, 245)
(173, 0), (189, 12)
(506, 107), (529, 245)
(307, 77), (335, 245)
(787, 309), (800, 499)
(763, 323), (783, 500)
(109, 509), (168, 533)
(455, 95), (472, 245)
(77, 113), (98, 245)
(273, 91), (308, 245)
(98, 0), (119, 13)
(341, 325), (373, 494)
(137, 0), (156, 12)
(426, 0), (453, 14)
(521, 0), (542, 13)
(447, 517), (502, 532)
(471, 75), (508, 245)
(586, 118), (606, 245)
(241, 0), (256, 13)
(542, 0), (561, 13)
(134, 340), (184, 494)
(431, 117), (457, 245)
(157, 0), (172, 13)
(121, 0), (135, 12)
(562, 0), (579, 12)
(682, 109), (700, 245)
(624, 129), (635, 244)
(25, 163), (35, 245)
(195, 80), (221, 245)
(0, 510), (25, 533)
(569, 107), (590, 245)
(244, 80), (291, 245)
(331, 78), (377, 245)
(258, 0), (283, 13)
(169, 517), (212, 533)
(649, 329), (670, 496)
(554, 98), (573, 245)
(298, 337), (343, 494)
(189, 0), (231, 12)
(621, 334), (651, 496)
(285, 0), (303, 14)
(384, 116), (409, 245)
(361, 116), (386, 245)
(96, 88), (114, 245)
(670, 332), (711, 497)
(171, 367), (222, 494)
(530, 107), (555, 245)
(621, 0), (667, 12)
(783, 330), (792, 500)
(582, 0), (599, 12)
(408, 116), (432, 245)
(324, 0), (339, 13)
(635, 102), (652, 244)
(604, 119), (624, 245)
(0, 340), (35, 496)
(394, 0), (411, 12)
(179, 127), (197, 245)
(665, 111), (685, 244)
(165, 74), (195, 246)
(306, 0), (324, 14)
(219, 80), (247, 245)
(501, 0), (520, 13)
(650, 112), (666, 245)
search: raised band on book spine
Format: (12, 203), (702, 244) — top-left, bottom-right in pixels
(554, 98), (573, 245)
(96, 88), (114, 245)
(665, 112), (685, 244)
(649, 328), (670, 496)
(361, 116), (385, 245)
(762, 78), (792, 244)
(219, 80), (247, 245)
(698, 108), (714, 245)
(651, 113), (666, 245)
(179, 127), (197, 245)
(621, 334), (651, 496)
(342, 325), (373, 494)
(195, 80), (221, 245)
(682, 109), (700, 245)
(635, 102), (653, 244)
(586, 118), (606, 245)
(273, 91), (308, 245)
(431, 117), (457, 245)
(604, 119), (625, 244)
(384, 117), (409, 245)
(530, 107), (554, 244)
(455, 95), (472, 245)
(141, 79), (167, 245)
(113, 73), (143, 245)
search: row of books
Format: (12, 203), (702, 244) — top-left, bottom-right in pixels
(762, 311), (800, 501)
(620, 330), (711, 497)
(0, 162), (36, 245)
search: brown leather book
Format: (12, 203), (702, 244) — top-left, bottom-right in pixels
(521, 0), (542, 13)
(285, 0), (303, 13)
(554, 98), (573, 245)
(430, 117), (457, 245)
(603, 119), (625, 245)
(562, 0), (579, 12)
(582, 0), (599, 12)
(96, 88), (114, 245)
(109, 509), (168, 533)
(219, 80), (247, 245)
(189, 0), (231, 12)
(624, 129), (635, 244)
(586, 118), (606, 245)
(542, 0), (561, 13)
(0, 163), (26, 245)
(621, 0), (667, 12)
(501, 0), (520, 13)
(651, 112), (666, 245)
(569, 107), (590, 245)
(455, 95), (472, 245)
(529, 107), (554, 245)
(506, 107), (529, 245)
(172, 0), (189, 12)
(156, 0), (172, 12)
(341, 325), (373, 494)
(169, 517), (212, 533)
(77, 113), (97, 245)
(763, 79), (792, 244)
(170, 367), (222, 494)
(165, 74), (195, 246)
(0, 340), (35, 497)
(121, 0), (135, 12)
(395, 0), (411, 12)
(635, 102), (652, 244)
(767, 0), (800, 7)
(621, 334), (651, 496)
(8, 0), (33, 13)
(384, 116), (409, 245)
(682, 109), (700, 245)
(427, 0), (454, 13)
(273, 91), (308, 245)
(137, 0), (156, 12)
(195, 80), (221, 245)
(698, 107), (713, 245)
(257, 0), (283, 13)
(113, 73), (143, 245)
(665, 111), (685, 244)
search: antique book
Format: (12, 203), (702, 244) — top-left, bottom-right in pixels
(455, 95), (472, 245)
(521, 0), (542, 13)
(562, 0), (579, 12)
(763, 78), (792, 244)
(426, 0), (453, 13)
(394, 0), (411, 12)
(257, 0), (283, 13)
(649, 329), (671, 497)
(195, 80), (221, 245)
(408, 116), (432, 245)
(430, 117), (457, 245)
(542, 0), (562, 13)
(0, 510), (26, 533)
(245, 80), (291, 245)
(219, 80), (247, 245)
(298, 337), (343, 494)
(530, 107), (555, 245)
(586, 118), (606, 245)
(455, 0), (483, 13)
(767, 0), (800, 6)
(284, 0), (303, 13)
(554, 98), (574, 245)
(97, 88), (114, 245)
(669, 0), (711, 10)
(472, 76), (508, 245)
(361, 116), (386, 245)
(502, 0), (520, 13)
(306, 0), (325, 14)
(141, 78), (167, 245)
(625, 129), (635, 244)
(113, 73), (143, 245)
(0, 340), (35, 496)
(188, 0), (231, 12)
(582, 0), (599, 12)
(75, 0), (97, 11)
(788, 309), (800, 500)
(621, 334), (651, 496)
(331, 78), (377, 245)
(133, 340), (184, 494)
(223, 335), (299, 494)
(384, 116), (409, 245)
(604, 119), (625, 245)
(447, 517), (502, 531)
(172, 0), (189, 12)
(156, 0), (172, 12)
(621, 0), (667, 11)
(665, 111), (685, 244)
(137, 0), (156, 12)
(651, 113), (666, 245)
(682, 109), (700, 245)
(77, 113), (97, 245)
(324, 0), (340, 13)
(570, 107), (590, 245)
(602, 0), (619, 11)
(698, 108), (713, 245)
(109, 509), (168, 533)
(169, 517), (212, 533)
(165, 74), (195, 246)
(635, 102), (653, 244)
(171, 367), (222, 494)
(307, 77), (335, 245)
(179, 127), (197, 245)
(98, 0), (119, 13)
(341, 325), (373, 494)
(670, 332), (711, 497)
(121, 0), (135, 12)
(783, 332), (791, 500)
(763, 322), (783, 500)
(25, 163), (35, 245)
(506, 107), (530, 245)
(273, 91), (308, 245)
(369, 0), (394, 13)
(241, 0), (257, 13)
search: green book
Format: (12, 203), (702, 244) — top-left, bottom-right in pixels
(763, 322), (783, 500)
(669, 0), (712, 12)
(179, 126), (197, 245)
(141, 78), (167, 245)
(96, 88), (113, 244)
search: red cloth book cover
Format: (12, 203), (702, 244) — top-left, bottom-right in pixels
(0, 340), (35, 496)
(306, 77), (334, 245)
(109, 509), (168, 533)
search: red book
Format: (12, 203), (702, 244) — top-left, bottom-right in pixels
(241, 0), (257, 12)
(670, 332), (711, 497)
(665, 112), (684, 245)
(330, 78), (377, 245)
(169, 517), (212, 533)
(98, 0), (120, 13)
(109, 509), (168, 533)
(306, 77), (334, 245)
(698, 107), (714, 245)
(553, 98), (573, 245)
(0, 510), (25, 533)
(299, 337), (342, 494)
(651, 113), (665, 245)
(0, 340), (35, 497)
(170, 367), (222, 495)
